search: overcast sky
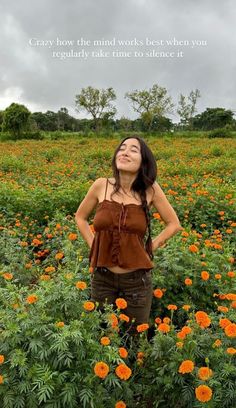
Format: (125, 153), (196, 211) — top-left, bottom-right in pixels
(0, 0), (235, 122)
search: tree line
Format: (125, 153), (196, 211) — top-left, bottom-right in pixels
(0, 84), (235, 138)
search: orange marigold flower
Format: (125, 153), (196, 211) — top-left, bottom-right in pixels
(198, 367), (213, 381)
(115, 298), (127, 309)
(231, 301), (236, 309)
(137, 323), (149, 333)
(182, 304), (191, 311)
(182, 326), (192, 335)
(153, 212), (161, 219)
(89, 224), (95, 233)
(55, 252), (64, 260)
(217, 306), (229, 313)
(109, 313), (119, 328)
(224, 323), (236, 338)
(195, 385), (212, 402)
(177, 331), (186, 339)
(213, 339), (222, 347)
(219, 318), (231, 328)
(153, 288), (163, 298)
(178, 360), (195, 374)
(189, 244), (199, 253)
(201, 271), (209, 281)
(0, 355), (4, 364)
(167, 304), (177, 310)
(119, 313), (130, 322)
(227, 271), (235, 278)
(185, 278), (192, 286)
(100, 337), (110, 346)
(40, 274), (51, 281)
(45, 266), (56, 273)
(2, 273), (13, 280)
(94, 361), (109, 379)
(155, 317), (162, 324)
(55, 321), (65, 328)
(226, 347), (236, 354)
(83, 301), (95, 311)
(137, 352), (145, 359)
(157, 323), (170, 333)
(115, 401), (126, 408)
(119, 347), (128, 358)
(20, 241), (28, 247)
(176, 341), (184, 348)
(12, 303), (19, 309)
(225, 293), (236, 301)
(68, 233), (77, 241)
(75, 281), (87, 290)
(215, 274), (222, 279)
(26, 294), (38, 304)
(25, 263), (32, 269)
(195, 311), (211, 328)
(115, 363), (132, 380)
(163, 317), (171, 324)
(0, 375), (4, 384)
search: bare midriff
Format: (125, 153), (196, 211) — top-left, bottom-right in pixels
(104, 266), (139, 274)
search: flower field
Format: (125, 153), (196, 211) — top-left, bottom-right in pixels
(0, 136), (235, 407)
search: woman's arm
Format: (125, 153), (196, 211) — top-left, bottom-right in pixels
(150, 182), (182, 252)
(74, 178), (102, 248)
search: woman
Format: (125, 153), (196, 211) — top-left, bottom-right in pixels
(75, 136), (182, 331)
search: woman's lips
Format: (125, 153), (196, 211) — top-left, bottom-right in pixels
(119, 158), (130, 162)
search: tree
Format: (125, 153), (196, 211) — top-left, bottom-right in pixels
(177, 89), (201, 129)
(0, 110), (4, 131)
(125, 83), (174, 132)
(2, 103), (31, 138)
(192, 107), (234, 130)
(75, 86), (117, 132)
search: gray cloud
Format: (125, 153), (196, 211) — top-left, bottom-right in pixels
(0, 0), (235, 121)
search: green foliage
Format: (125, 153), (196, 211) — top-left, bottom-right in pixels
(2, 103), (31, 139)
(0, 136), (235, 407)
(208, 128), (229, 138)
(192, 108), (234, 131)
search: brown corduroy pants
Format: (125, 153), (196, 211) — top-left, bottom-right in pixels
(90, 266), (153, 328)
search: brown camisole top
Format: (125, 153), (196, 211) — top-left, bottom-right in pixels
(89, 178), (154, 270)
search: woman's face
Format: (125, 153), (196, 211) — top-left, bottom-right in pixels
(115, 138), (142, 174)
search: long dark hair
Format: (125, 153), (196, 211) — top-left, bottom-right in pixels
(110, 135), (157, 260)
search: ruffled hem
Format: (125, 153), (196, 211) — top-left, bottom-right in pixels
(89, 230), (154, 269)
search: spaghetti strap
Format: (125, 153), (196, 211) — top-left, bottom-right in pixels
(104, 178), (109, 200)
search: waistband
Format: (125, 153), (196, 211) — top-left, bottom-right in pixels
(95, 266), (152, 277)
